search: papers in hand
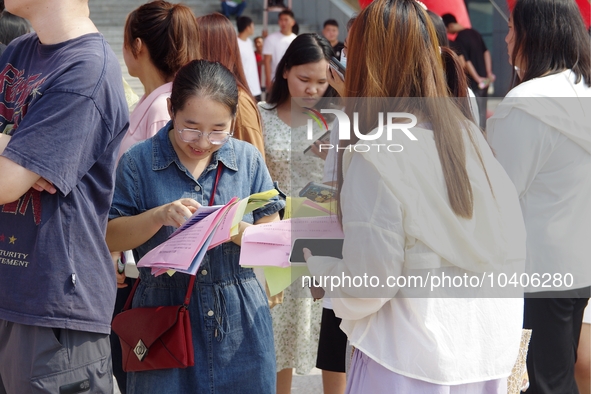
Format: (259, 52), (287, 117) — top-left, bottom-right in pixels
(137, 191), (278, 276)
(239, 216), (344, 268)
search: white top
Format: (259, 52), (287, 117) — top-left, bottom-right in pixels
(117, 82), (172, 161)
(321, 121), (340, 310)
(237, 37), (262, 97)
(467, 87), (480, 126)
(307, 124), (526, 384)
(487, 70), (591, 292)
(262, 31), (297, 82)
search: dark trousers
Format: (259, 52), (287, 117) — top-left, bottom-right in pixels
(524, 289), (590, 394)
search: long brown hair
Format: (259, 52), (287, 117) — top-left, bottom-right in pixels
(124, 0), (200, 80)
(340, 0), (487, 219)
(196, 13), (252, 97)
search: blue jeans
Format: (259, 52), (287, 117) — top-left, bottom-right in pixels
(221, 1), (247, 18)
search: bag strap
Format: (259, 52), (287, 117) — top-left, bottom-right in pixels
(120, 163), (224, 312)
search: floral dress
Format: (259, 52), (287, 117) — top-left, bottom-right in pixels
(258, 102), (325, 374)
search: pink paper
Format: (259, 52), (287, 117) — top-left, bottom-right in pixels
(208, 199), (241, 249)
(239, 216), (344, 267)
(138, 199), (237, 271)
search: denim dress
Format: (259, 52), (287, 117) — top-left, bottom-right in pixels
(110, 124), (284, 393)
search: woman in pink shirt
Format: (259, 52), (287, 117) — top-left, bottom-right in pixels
(117, 0), (200, 160)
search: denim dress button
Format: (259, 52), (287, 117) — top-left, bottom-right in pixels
(207, 310), (214, 316)
(194, 185), (201, 192)
(201, 270), (208, 276)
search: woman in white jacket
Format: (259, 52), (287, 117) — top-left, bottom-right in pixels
(305, 0), (527, 392)
(487, 0), (591, 393)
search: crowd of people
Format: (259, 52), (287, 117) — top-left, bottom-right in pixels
(0, 0), (590, 393)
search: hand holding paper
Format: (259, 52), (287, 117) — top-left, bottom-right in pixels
(136, 191), (277, 276)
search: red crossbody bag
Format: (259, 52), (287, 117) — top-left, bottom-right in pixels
(111, 165), (222, 372)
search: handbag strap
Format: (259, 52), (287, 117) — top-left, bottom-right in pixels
(121, 163), (224, 311)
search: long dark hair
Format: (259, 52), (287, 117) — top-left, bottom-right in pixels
(267, 33), (337, 108)
(124, 0), (200, 80)
(511, 0), (591, 87)
(426, 10), (473, 122)
(170, 60), (239, 118)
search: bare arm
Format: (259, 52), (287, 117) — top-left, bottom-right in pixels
(465, 60), (484, 84)
(484, 50), (495, 81)
(0, 134), (9, 154)
(264, 55), (273, 93)
(106, 198), (201, 252)
(0, 156), (45, 205)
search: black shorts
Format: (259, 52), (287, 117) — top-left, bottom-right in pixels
(316, 307), (348, 373)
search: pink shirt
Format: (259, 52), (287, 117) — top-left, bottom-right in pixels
(117, 82), (173, 161)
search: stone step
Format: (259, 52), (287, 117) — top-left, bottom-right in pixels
(97, 20), (316, 98)
(90, 0), (316, 98)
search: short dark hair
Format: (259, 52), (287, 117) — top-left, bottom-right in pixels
(323, 19), (339, 29)
(278, 9), (295, 19)
(441, 13), (457, 27)
(237, 16), (253, 33)
(511, 0), (590, 87)
(170, 60), (239, 117)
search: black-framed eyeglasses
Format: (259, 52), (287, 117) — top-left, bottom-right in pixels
(176, 127), (233, 145)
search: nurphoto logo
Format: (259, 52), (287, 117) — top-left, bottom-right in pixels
(305, 108), (419, 153)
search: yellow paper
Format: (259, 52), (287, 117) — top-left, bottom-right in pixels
(264, 266), (311, 296)
(289, 197), (336, 218)
(249, 189), (279, 202)
(230, 189), (279, 236)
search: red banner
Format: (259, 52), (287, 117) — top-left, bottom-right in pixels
(358, 0), (590, 29)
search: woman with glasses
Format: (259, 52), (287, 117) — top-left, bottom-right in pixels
(106, 60), (283, 394)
